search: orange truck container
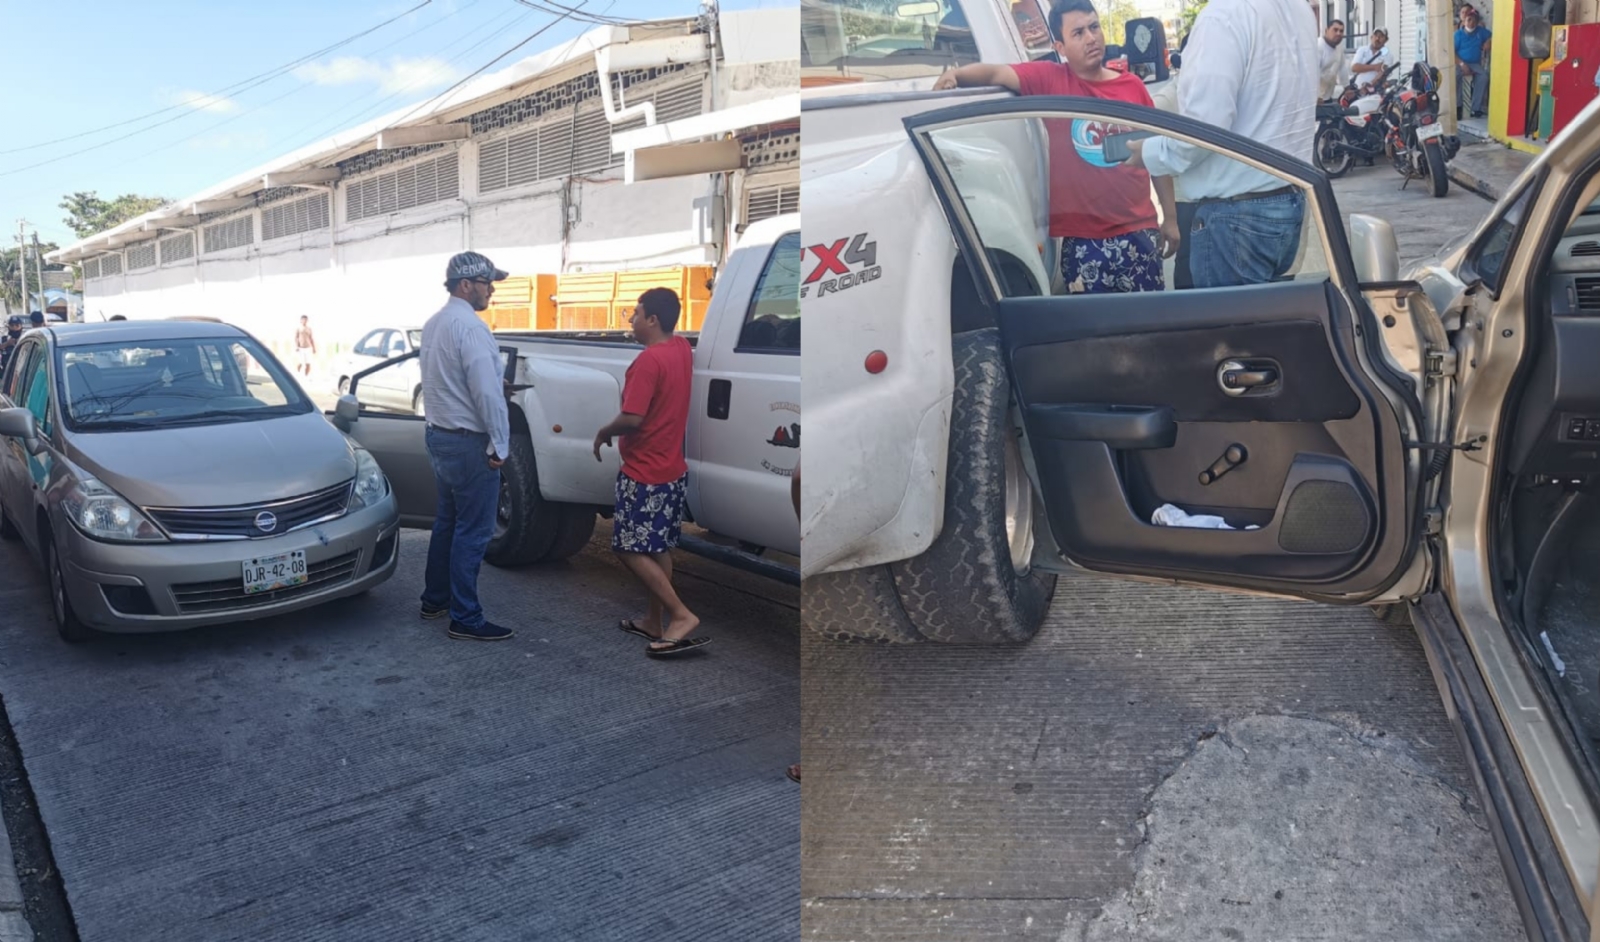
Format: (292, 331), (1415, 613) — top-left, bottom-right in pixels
(482, 266), (713, 333)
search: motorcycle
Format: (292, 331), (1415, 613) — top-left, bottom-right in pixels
(1312, 62), (1402, 178)
(1385, 62), (1462, 198)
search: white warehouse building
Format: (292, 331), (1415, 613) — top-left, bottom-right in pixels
(50, 7), (798, 362)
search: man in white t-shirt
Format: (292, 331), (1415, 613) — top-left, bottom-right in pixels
(1319, 19), (1347, 98)
(1351, 28), (1396, 92)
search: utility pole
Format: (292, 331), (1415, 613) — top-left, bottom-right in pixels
(1428, 0), (1459, 136)
(30, 232), (44, 317)
(15, 221), (27, 316)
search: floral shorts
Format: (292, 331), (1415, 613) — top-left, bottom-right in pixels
(612, 473), (688, 554)
(1060, 228), (1166, 294)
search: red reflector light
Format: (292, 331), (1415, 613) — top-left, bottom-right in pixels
(865, 350), (888, 374)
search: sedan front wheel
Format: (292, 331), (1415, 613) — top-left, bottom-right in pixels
(45, 535), (93, 644)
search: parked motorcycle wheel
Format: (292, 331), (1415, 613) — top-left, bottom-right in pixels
(1423, 139), (1449, 197)
(1314, 126), (1353, 178)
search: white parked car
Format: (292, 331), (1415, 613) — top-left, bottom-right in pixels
(335, 327), (424, 415)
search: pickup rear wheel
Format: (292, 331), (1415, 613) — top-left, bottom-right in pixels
(889, 328), (1055, 643)
(543, 506), (598, 561)
(484, 433), (561, 567)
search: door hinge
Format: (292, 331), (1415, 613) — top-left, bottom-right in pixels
(1424, 506), (1443, 536)
(1424, 348), (1457, 378)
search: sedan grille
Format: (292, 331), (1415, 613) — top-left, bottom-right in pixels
(171, 551), (361, 615)
(147, 480), (354, 540)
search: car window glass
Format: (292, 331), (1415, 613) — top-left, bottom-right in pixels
(1470, 182), (1534, 295)
(22, 352), (50, 437)
(1011, 0), (1056, 60)
(60, 336), (308, 431)
(387, 332), (408, 357)
(406, 330), (422, 350)
(802, 0), (978, 87)
(916, 113), (1330, 299)
(738, 231), (802, 353)
(354, 331), (382, 356)
(5, 343), (36, 402)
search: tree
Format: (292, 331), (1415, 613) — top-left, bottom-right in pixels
(1098, 0), (1145, 52)
(1180, 0), (1209, 43)
(0, 244), (64, 316)
(59, 191), (169, 240)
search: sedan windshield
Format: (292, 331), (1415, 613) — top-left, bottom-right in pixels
(59, 337), (314, 431)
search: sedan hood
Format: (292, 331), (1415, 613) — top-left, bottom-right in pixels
(64, 411), (357, 509)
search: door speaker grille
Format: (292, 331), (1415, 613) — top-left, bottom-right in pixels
(1277, 480), (1368, 554)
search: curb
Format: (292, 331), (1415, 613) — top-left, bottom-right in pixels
(1448, 162), (1502, 202)
(0, 810), (32, 942)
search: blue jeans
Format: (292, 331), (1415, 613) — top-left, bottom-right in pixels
(1462, 61), (1489, 114)
(1189, 191), (1306, 288)
(421, 427), (501, 628)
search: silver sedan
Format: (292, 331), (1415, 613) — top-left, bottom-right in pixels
(0, 320), (400, 642)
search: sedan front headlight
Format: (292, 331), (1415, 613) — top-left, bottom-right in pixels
(61, 477), (166, 543)
(347, 448), (390, 511)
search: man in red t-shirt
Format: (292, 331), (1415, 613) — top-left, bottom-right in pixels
(593, 287), (708, 657)
(933, 0), (1179, 293)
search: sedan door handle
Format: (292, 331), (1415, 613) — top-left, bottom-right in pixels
(1218, 359), (1280, 396)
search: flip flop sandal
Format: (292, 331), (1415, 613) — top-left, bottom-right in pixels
(619, 619), (661, 641)
(786, 764), (801, 784)
(645, 636), (712, 658)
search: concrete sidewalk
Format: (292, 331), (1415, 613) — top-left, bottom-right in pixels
(1449, 140), (1537, 202)
(0, 810), (33, 941)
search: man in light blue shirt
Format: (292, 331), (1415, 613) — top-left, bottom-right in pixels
(418, 251), (515, 642)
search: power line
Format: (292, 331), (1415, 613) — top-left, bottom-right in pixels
(512, 0), (636, 25)
(112, 0), (493, 170)
(376, 1), (591, 134)
(270, 1), (538, 155)
(0, 0), (435, 158)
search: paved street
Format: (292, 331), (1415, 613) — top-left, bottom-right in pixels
(800, 176), (1526, 941)
(0, 522), (798, 941)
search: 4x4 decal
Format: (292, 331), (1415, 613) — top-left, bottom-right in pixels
(802, 233), (882, 298)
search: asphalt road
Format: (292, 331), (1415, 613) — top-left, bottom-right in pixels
(800, 176), (1526, 941)
(0, 521), (799, 942)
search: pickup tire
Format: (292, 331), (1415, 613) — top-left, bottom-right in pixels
(889, 329), (1055, 643)
(544, 506), (598, 561)
(802, 566), (926, 644)
(801, 330), (1055, 645)
(485, 433), (561, 567)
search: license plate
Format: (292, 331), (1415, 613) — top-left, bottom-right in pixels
(1416, 122), (1444, 142)
(243, 551), (308, 595)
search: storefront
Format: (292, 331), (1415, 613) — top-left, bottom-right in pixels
(1486, 0), (1599, 151)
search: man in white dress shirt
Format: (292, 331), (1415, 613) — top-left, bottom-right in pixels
(1319, 19), (1348, 99)
(1127, 0), (1319, 287)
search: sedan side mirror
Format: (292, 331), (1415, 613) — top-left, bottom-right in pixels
(1349, 213), (1400, 284)
(332, 394), (360, 432)
(0, 407), (41, 454)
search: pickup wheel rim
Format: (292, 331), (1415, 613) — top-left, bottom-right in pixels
(1004, 429), (1035, 577)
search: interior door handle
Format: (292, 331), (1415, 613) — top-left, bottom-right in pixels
(1218, 360), (1279, 396)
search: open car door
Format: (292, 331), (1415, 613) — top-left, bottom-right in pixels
(332, 346), (520, 530)
(903, 97), (1431, 601)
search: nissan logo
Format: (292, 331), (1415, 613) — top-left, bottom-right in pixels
(255, 512), (278, 533)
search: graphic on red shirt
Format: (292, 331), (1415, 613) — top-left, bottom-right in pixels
(619, 335), (693, 486)
(1011, 62), (1161, 240)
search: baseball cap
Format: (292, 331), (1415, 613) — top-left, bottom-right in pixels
(28, 311), (44, 325)
(6, 315), (22, 329)
(445, 251), (509, 284)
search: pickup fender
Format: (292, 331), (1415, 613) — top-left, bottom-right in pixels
(512, 358), (624, 506)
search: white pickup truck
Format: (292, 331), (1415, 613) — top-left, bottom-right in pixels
(333, 213), (800, 568)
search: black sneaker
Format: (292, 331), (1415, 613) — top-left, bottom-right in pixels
(448, 620), (515, 641)
(421, 602), (449, 620)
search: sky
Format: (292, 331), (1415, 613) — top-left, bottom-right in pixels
(0, 0), (785, 249)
